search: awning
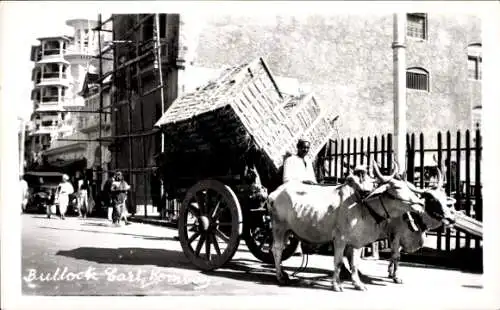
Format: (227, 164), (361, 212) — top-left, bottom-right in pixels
(24, 171), (64, 177)
(35, 80), (70, 88)
(49, 158), (87, 169)
(35, 58), (70, 65)
(35, 105), (61, 112)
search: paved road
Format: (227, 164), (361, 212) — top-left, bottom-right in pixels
(21, 214), (486, 305)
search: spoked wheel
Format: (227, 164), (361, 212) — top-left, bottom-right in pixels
(178, 180), (243, 271)
(244, 211), (299, 264)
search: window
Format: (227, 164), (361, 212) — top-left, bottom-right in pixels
(407, 13), (427, 40)
(43, 40), (61, 56)
(43, 87), (56, 96)
(406, 67), (429, 91)
(467, 43), (482, 80)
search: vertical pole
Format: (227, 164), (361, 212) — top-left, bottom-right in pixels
(98, 14), (103, 182)
(155, 14), (166, 154)
(136, 15), (148, 217)
(127, 22), (134, 214)
(154, 14), (166, 218)
(392, 13), (407, 174)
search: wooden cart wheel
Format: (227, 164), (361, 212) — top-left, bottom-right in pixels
(178, 179), (243, 271)
(244, 213), (299, 264)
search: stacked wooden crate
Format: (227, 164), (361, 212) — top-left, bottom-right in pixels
(155, 57), (336, 172)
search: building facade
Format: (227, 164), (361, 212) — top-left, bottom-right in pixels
(25, 18), (113, 172)
(193, 13), (482, 146)
(26, 34), (73, 166)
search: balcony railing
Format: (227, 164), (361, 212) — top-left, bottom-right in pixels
(65, 45), (98, 56)
(42, 72), (66, 79)
(42, 49), (64, 56)
(40, 96), (60, 103)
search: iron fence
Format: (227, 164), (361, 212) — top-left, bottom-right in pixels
(316, 129), (483, 253)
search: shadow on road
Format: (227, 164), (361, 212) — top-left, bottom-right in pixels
(200, 258), (389, 291)
(462, 284), (482, 289)
(54, 245), (388, 292)
(56, 247), (198, 270)
(38, 226), (179, 242)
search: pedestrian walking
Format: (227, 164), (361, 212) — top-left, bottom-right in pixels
(102, 172), (114, 221)
(20, 175), (28, 213)
(151, 168), (164, 219)
(76, 173), (90, 218)
(46, 188), (57, 219)
(110, 171), (131, 226)
(55, 174), (74, 220)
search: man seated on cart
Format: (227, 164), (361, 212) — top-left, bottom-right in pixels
(283, 139), (317, 185)
(282, 139), (318, 255)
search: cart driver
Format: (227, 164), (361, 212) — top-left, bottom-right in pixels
(282, 139), (317, 185)
(282, 139), (317, 256)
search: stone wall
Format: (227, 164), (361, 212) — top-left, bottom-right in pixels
(193, 13), (482, 147)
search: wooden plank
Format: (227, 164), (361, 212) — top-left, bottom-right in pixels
(453, 211), (483, 238)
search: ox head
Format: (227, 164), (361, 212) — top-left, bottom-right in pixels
(362, 160), (426, 215)
(345, 165), (378, 197)
(404, 168), (456, 227)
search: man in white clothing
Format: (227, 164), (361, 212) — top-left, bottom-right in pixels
(20, 176), (29, 213)
(282, 139), (317, 256)
(283, 139), (317, 184)
(56, 174), (74, 220)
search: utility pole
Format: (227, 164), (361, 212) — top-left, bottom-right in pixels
(155, 14), (166, 154)
(392, 13), (407, 173)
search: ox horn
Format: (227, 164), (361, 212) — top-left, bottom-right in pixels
(436, 167), (444, 188)
(372, 160), (398, 183)
(406, 181), (426, 195)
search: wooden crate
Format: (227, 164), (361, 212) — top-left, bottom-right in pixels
(156, 57), (336, 172)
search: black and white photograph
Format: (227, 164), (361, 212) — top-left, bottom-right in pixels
(1, 1), (499, 309)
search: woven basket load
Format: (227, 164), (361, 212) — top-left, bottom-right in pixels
(155, 57), (336, 172)
(280, 93), (337, 163)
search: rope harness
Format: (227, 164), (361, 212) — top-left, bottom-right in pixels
(362, 191), (424, 224)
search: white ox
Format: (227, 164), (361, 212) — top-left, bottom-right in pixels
(267, 161), (435, 291)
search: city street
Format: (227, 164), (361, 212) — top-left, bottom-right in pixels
(22, 213), (485, 304)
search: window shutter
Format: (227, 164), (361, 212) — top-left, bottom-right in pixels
(31, 90), (38, 100)
(30, 46), (40, 61)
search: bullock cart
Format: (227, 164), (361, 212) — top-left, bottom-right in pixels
(154, 58), (337, 271)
